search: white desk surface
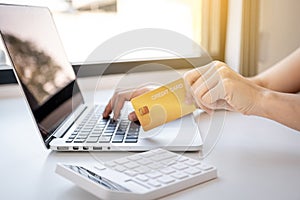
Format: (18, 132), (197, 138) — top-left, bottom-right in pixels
(1, 76), (300, 200)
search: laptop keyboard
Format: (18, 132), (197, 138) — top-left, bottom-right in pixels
(66, 106), (140, 144)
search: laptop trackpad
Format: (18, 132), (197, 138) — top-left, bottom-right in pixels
(138, 114), (201, 148)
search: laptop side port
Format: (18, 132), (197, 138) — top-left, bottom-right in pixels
(73, 146), (79, 150)
(57, 146), (69, 151)
(83, 146), (89, 150)
(93, 147), (102, 151)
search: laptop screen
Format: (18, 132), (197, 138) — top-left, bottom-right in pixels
(0, 4), (84, 147)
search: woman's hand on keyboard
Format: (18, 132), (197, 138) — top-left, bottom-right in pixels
(103, 86), (155, 121)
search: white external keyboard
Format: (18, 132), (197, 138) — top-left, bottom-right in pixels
(56, 148), (217, 200)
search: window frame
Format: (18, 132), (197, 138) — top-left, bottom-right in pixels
(0, 56), (212, 84)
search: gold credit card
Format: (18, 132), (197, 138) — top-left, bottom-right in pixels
(131, 78), (196, 131)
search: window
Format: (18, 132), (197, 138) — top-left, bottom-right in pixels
(0, 0), (202, 63)
(53, 0), (203, 63)
(0, 0), (228, 83)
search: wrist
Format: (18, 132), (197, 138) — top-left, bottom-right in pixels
(252, 88), (274, 118)
(245, 86), (270, 117)
(247, 76), (264, 87)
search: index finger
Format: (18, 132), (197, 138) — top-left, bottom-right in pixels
(102, 99), (113, 118)
(183, 68), (202, 105)
(103, 89), (130, 118)
(183, 65), (208, 105)
(183, 67), (202, 86)
(183, 61), (216, 86)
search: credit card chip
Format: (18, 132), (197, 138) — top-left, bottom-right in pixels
(139, 106), (149, 116)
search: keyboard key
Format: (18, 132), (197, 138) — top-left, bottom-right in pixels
(78, 133), (89, 137)
(90, 132), (102, 137)
(68, 135), (76, 139)
(151, 153), (177, 162)
(76, 136), (88, 140)
(102, 132), (113, 136)
(147, 180), (161, 188)
(127, 155), (142, 161)
(126, 135), (138, 139)
(157, 176), (175, 184)
(134, 166), (151, 174)
(125, 138), (138, 143)
(127, 131), (139, 135)
(129, 127), (139, 133)
(185, 168), (202, 175)
(136, 175), (149, 182)
(137, 158), (152, 165)
(113, 165), (127, 172)
(94, 165), (106, 171)
(93, 128), (103, 133)
(114, 158), (130, 165)
(176, 156), (189, 162)
(80, 129), (91, 133)
(73, 139), (85, 143)
(117, 129), (127, 133)
(124, 170), (138, 177)
(86, 136), (99, 143)
(197, 164), (213, 171)
(184, 159), (201, 166)
(141, 151), (155, 158)
(148, 163), (164, 170)
(160, 167), (176, 175)
(74, 127), (81, 131)
(112, 135), (124, 143)
(104, 129), (114, 133)
(120, 120), (129, 124)
(115, 131), (125, 135)
(146, 171), (163, 179)
(171, 172), (188, 180)
(99, 136), (111, 143)
(66, 139), (73, 143)
(95, 124), (106, 128)
(106, 127), (116, 131)
(123, 180), (150, 191)
(98, 122), (107, 126)
(161, 158), (177, 166)
(108, 122), (117, 127)
(105, 161), (117, 168)
(124, 162), (139, 169)
(172, 163), (188, 170)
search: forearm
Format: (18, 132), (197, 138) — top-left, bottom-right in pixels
(252, 90), (300, 131)
(249, 48), (300, 93)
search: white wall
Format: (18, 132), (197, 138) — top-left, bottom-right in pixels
(258, 0), (300, 73)
(224, 0), (243, 72)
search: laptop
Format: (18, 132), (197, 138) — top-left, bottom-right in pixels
(0, 4), (202, 151)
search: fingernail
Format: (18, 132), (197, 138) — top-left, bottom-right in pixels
(128, 113), (137, 121)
